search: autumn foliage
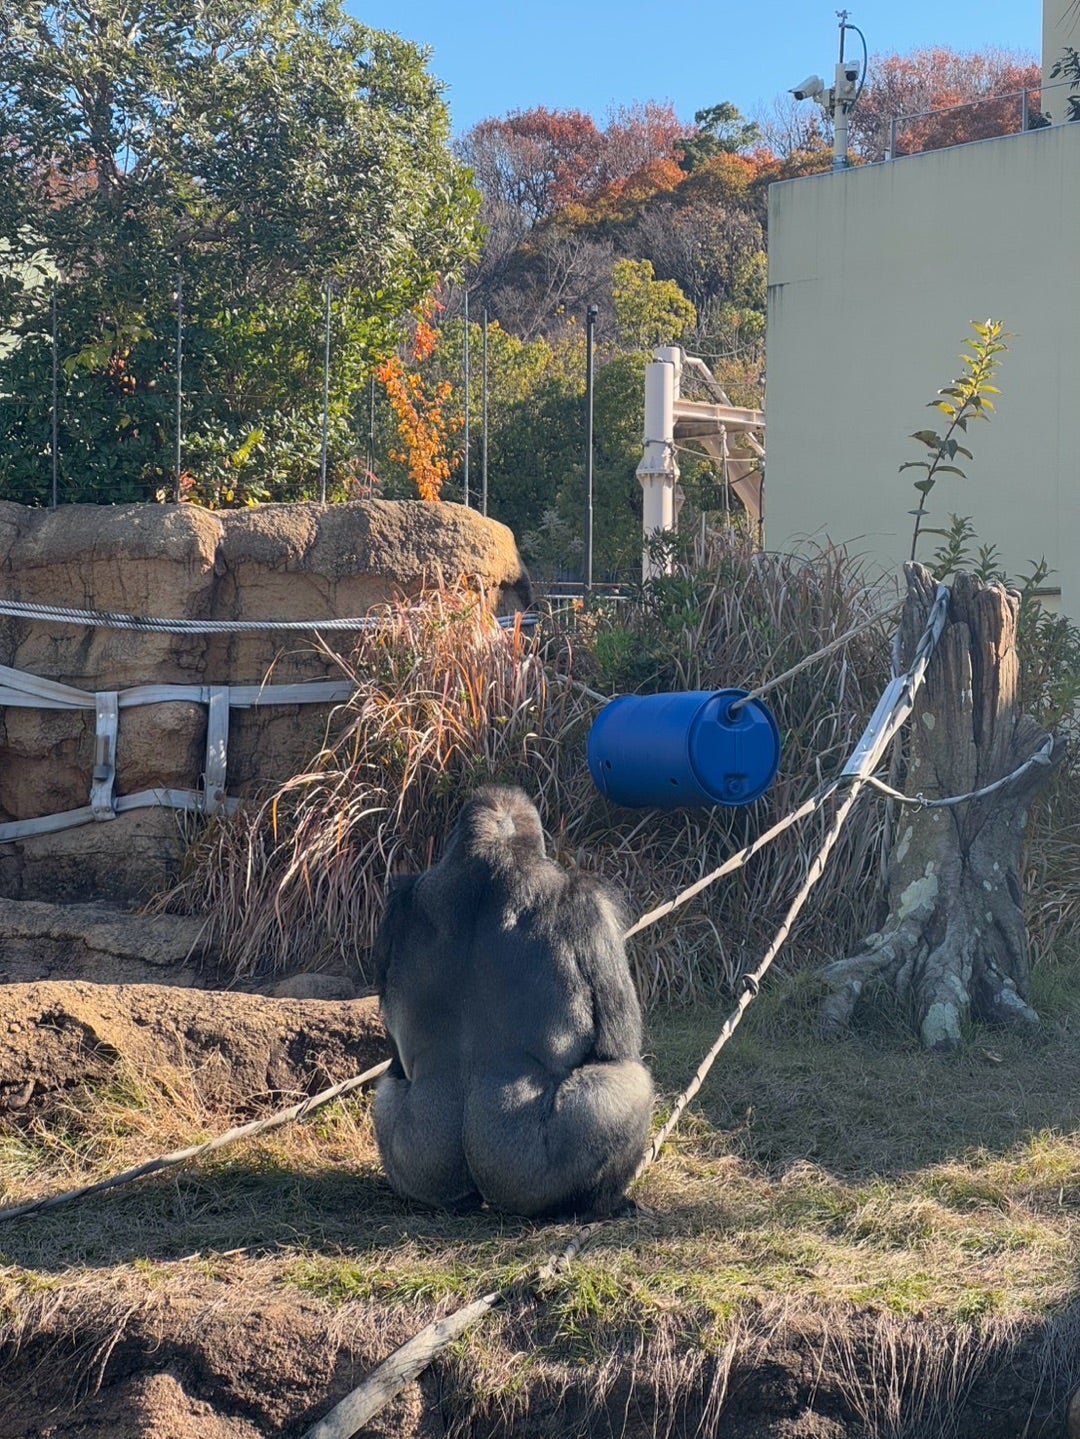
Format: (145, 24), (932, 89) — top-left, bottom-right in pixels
(376, 313), (460, 502)
(850, 48), (1041, 159)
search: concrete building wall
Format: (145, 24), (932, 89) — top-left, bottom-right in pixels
(765, 121), (1080, 612)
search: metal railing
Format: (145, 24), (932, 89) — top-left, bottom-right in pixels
(880, 76), (1077, 162)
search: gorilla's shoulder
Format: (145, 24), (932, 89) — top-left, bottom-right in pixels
(560, 868), (629, 939)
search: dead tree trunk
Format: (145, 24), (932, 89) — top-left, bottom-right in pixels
(820, 564), (1065, 1051)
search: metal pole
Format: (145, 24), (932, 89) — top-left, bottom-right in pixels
(1021, 87), (1029, 131)
(367, 373), (376, 486)
(834, 11), (851, 171)
(481, 307), (488, 517)
(320, 278), (332, 503)
(463, 290), (470, 507)
(50, 283), (58, 509)
(584, 304), (598, 593)
(174, 271), (183, 503)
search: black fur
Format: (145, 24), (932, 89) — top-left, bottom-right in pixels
(373, 786), (654, 1218)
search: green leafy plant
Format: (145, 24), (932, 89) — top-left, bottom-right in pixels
(1049, 46), (1080, 121)
(0, 0), (480, 504)
(0, 228), (56, 364)
(900, 319), (1010, 562)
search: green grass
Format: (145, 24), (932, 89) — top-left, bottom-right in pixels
(0, 954), (1079, 1439)
(2, 967), (1079, 1341)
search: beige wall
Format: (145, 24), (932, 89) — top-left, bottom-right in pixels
(765, 122), (1080, 614)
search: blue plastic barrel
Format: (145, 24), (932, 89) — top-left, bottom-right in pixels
(587, 689), (781, 808)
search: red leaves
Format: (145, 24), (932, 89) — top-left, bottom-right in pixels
(376, 311), (459, 503)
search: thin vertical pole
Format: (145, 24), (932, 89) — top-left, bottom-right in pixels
(50, 283), (58, 509)
(584, 304), (597, 593)
(320, 278), (332, 504)
(481, 307), (489, 517)
(463, 290), (470, 507)
(367, 374), (375, 477)
(174, 271), (183, 503)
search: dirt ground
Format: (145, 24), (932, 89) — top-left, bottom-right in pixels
(0, 980), (384, 1116)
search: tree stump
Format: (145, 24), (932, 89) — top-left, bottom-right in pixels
(819, 564), (1065, 1051)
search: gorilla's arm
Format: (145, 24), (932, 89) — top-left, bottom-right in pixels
(372, 874), (420, 994)
(372, 874), (423, 1080)
(565, 878), (644, 1062)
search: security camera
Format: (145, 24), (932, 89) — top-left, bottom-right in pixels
(790, 74), (825, 101)
(835, 61), (860, 100)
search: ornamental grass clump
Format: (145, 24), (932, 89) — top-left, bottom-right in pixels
(165, 531), (905, 1000)
(163, 588), (596, 982)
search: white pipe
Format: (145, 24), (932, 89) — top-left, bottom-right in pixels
(833, 97), (850, 169)
(637, 353), (680, 580)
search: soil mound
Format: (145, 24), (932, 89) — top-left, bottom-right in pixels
(0, 981), (384, 1114)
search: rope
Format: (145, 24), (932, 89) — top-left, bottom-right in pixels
(622, 789), (832, 940)
(0, 1059), (391, 1225)
(0, 584), (956, 1439)
(859, 734), (1056, 808)
(294, 583), (952, 1439)
(729, 597), (903, 713)
(0, 597), (535, 635)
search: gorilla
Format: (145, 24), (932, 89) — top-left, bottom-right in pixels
(373, 786), (654, 1218)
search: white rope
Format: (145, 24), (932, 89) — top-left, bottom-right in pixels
(622, 789), (831, 940)
(859, 734), (1056, 808)
(729, 598), (903, 713)
(0, 597), (535, 635)
(0, 583), (958, 1439)
(0, 1059), (392, 1226)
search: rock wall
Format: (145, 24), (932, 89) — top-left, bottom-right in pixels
(0, 500), (531, 902)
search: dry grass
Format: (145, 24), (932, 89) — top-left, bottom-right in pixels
(8, 537), (1080, 1433)
(158, 589), (597, 982)
(158, 529), (1080, 1003)
(160, 531), (908, 999)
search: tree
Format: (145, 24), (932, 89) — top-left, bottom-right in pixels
(820, 566), (1064, 1050)
(611, 258), (695, 351)
(0, 229), (56, 363)
(678, 102), (763, 171)
(0, 0), (479, 503)
(376, 311), (459, 502)
(456, 108), (606, 229)
(848, 48), (1040, 160)
(1049, 46), (1080, 121)
(456, 103), (687, 331)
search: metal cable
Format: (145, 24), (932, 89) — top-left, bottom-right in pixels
(0, 598), (534, 635)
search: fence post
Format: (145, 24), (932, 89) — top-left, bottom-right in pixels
(173, 272), (184, 503)
(320, 278), (332, 504)
(50, 284), (59, 509)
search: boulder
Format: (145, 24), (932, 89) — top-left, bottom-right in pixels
(0, 500), (531, 901)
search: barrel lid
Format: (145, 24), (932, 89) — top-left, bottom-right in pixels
(687, 688), (781, 805)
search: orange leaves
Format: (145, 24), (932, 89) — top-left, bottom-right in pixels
(376, 312), (460, 503)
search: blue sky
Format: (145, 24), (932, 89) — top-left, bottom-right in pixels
(348, 1), (1041, 136)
